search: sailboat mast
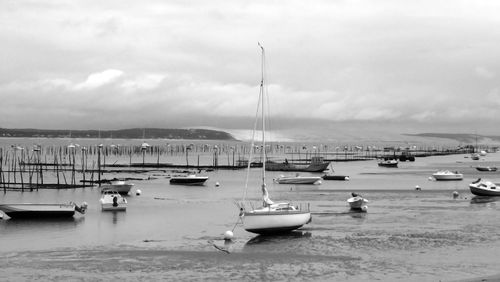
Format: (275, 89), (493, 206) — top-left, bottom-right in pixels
(259, 43), (266, 186)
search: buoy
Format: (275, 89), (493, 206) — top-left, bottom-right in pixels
(223, 230), (234, 240)
(415, 185), (421, 191)
(453, 191), (459, 199)
(215, 182), (220, 187)
(136, 189), (142, 196)
(428, 177), (433, 181)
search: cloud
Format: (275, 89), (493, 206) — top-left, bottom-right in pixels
(2, 0), (500, 137)
(475, 67), (495, 79)
(74, 69), (124, 90)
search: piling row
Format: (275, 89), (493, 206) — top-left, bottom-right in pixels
(0, 142), (479, 192)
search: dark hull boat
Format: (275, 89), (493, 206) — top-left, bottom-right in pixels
(476, 166), (497, 172)
(170, 175), (209, 186)
(322, 174), (349, 181)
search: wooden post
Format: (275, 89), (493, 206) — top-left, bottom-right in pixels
(98, 145), (101, 187)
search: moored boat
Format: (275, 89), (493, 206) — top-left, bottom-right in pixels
(347, 193), (368, 212)
(469, 179), (500, 196)
(265, 156), (329, 172)
(170, 174), (209, 186)
(101, 180), (134, 195)
(432, 170), (463, 181)
(377, 159), (398, 167)
(322, 174), (350, 181)
(0, 202), (87, 219)
(274, 174), (322, 185)
(237, 44), (311, 235)
(100, 189), (127, 211)
(476, 166), (497, 172)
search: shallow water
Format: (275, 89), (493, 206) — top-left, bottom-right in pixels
(1, 141), (500, 281)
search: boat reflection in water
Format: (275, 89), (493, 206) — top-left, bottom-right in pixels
(470, 195), (500, 205)
(243, 231), (312, 251)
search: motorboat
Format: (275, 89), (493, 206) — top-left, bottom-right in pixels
(432, 170), (463, 181)
(265, 156), (330, 172)
(170, 174), (209, 186)
(321, 164), (349, 180)
(347, 193), (368, 212)
(476, 166), (497, 172)
(471, 153), (480, 160)
(469, 179), (500, 196)
(0, 202), (87, 219)
(236, 44), (311, 235)
(100, 189), (127, 211)
(274, 174), (322, 185)
(377, 159), (398, 167)
(101, 180), (134, 195)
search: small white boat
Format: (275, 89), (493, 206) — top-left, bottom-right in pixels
(274, 174), (322, 185)
(377, 159), (398, 167)
(0, 202), (87, 219)
(347, 193), (368, 211)
(170, 175), (209, 186)
(432, 170), (463, 181)
(101, 180), (134, 195)
(469, 179), (500, 196)
(100, 189), (127, 211)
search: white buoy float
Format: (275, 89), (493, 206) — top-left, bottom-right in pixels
(452, 191), (459, 199)
(136, 189), (142, 196)
(223, 230), (234, 240)
(215, 182), (220, 187)
(415, 185), (421, 191)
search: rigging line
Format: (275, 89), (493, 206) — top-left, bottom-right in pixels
(242, 46), (265, 203)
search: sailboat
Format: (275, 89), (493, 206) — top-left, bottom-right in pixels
(237, 44), (312, 235)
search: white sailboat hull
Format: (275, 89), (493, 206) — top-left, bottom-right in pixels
(243, 211), (311, 234)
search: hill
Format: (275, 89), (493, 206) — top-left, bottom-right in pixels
(0, 128), (237, 140)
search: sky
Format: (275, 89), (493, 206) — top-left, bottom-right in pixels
(1, 0), (500, 141)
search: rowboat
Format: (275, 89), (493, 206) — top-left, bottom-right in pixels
(0, 202), (87, 219)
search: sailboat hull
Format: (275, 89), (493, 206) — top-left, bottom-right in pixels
(243, 211), (311, 235)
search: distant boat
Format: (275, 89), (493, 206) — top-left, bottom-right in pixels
(0, 202), (87, 219)
(100, 189), (127, 211)
(274, 174), (322, 185)
(322, 174), (350, 181)
(469, 179), (500, 196)
(471, 153), (480, 160)
(378, 159), (398, 167)
(476, 166), (497, 172)
(101, 180), (134, 195)
(432, 170), (463, 181)
(265, 156), (330, 172)
(170, 175), (209, 186)
(347, 193), (368, 211)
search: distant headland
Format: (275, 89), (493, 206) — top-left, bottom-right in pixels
(0, 128), (237, 141)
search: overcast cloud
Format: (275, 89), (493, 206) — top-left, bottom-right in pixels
(1, 0), (500, 140)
